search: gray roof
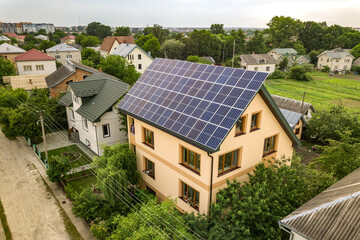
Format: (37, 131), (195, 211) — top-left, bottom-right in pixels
(280, 167), (360, 240)
(0, 36), (11, 41)
(318, 48), (354, 59)
(271, 95), (315, 115)
(61, 74), (129, 122)
(111, 43), (153, 59)
(240, 54), (277, 65)
(353, 57), (360, 66)
(271, 48), (297, 55)
(58, 92), (73, 107)
(0, 43), (26, 54)
(279, 108), (306, 129)
(46, 43), (80, 52)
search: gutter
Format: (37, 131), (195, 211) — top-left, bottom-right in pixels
(279, 221), (294, 240)
(208, 152), (214, 215)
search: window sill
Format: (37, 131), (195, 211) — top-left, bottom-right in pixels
(179, 196), (199, 211)
(143, 142), (154, 149)
(262, 150), (277, 158)
(250, 128), (260, 132)
(235, 132), (246, 137)
(143, 170), (155, 180)
(179, 163), (200, 175)
(217, 166), (240, 177)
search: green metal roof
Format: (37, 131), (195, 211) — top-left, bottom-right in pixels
(272, 48), (298, 55)
(58, 91), (73, 107)
(70, 79), (106, 97)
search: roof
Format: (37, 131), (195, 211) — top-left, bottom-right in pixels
(353, 57), (360, 66)
(200, 56), (215, 64)
(61, 35), (75, 40)
(35, 35), (48, 39)
(295, 55), (311, 62)
(45, 60), (119, 88)
(100, 36), (135, 52)
(0, 43), (26, 54)
(318, 49), (355, 59)
(270, 48), (298, 55)
(111, 43), (153, 59)
(60, 74), (129, 122)
(0, 36), (11, 41)
(240, 54), (277, 65)
(2, 32), (25, 40)
(279, 108), (306, 129)
(271, 95), (315, 115)
(118, 58), (300, 153)
(8, 74), (48, 90)
(15, 49), (55, 62)
(58, 91), (73, 107)
(46, 43), (80, 52)
(280, 167), (360, 240)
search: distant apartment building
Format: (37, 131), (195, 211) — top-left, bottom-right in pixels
(0, 22), (55, 34)
(46, 43), (81, 65)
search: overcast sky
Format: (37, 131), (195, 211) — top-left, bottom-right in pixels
(1, 0), (359, 28)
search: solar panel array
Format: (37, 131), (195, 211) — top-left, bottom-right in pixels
(118, 58), (268, 151)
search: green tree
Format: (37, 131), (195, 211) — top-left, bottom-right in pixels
(81, 48), (103, 67)
(267, 16), (303, 48)
(98, 55), (140, 85)
(46, 155), (71, 182)
(186, 55), (212, 64)
(160, 39), (185, 59)
(210, 23), (225, 35)
(86, 22), (112, 39)
(114, 26), (131, 36)
(37, 29), (47, 35)
(247, 30), (267, 54)
(80, 36), (100, 48)
(351, 43), (360, 59)
(311, 131), (360, 179)
(136, 34), (160, 57)
(278, 57), (289, 70)
(299, 21), (324, 51)
(75, 34), (86, 45)
(0, 58), (16, 83)
(308, 50), (319, 64)
(40, 40), (56, 52)
(54, 29), (67, 38)
(24, 35), (39, 44)
(143, 24), (169, 44)
(294, 42), (306, 55)
(288, 66), (312, 81)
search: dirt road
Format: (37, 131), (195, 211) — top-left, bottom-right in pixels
(0, 132), (69, 240)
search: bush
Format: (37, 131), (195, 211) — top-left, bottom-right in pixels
(46, 155), (71, 182)
(302, 63), (314, 72)
(352, 65), (360, 74)
(64, 185), (77, 201)
(288, 66), (312, 81)
(321, 65), (330, 73)
(267, 69), (287, 79)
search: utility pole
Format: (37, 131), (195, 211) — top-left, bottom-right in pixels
(38, 111), (48, 160)
(300, 92), (306, 115)
(231, 39), (236, 68)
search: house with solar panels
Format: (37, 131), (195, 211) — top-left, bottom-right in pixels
(118, 58), (300, 214)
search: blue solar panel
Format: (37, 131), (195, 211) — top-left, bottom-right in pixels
(118, 58), (268, 151)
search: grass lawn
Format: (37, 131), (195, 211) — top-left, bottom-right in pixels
(265, 71), (360, 115)
(66, 175), (97, 194)
(42, 145), (93, 168)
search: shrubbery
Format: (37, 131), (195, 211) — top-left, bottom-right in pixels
(321, 65), (330, 73)
(267, 69), (287, 79)
(288, 66), (312, 81)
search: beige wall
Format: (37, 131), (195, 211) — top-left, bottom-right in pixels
(16, 60), (56, 75)
(47, 51), (81, 65)
(0, 53), (21, 65)
(268, 50), (282, 62)
(317, 54), (353, 71)
(293, 119), (303, 140)
(240, 63), (275, 73)
(129, 92), (294, 214)
(126, 47), (153, 74)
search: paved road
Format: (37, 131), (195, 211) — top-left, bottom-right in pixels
(0, 132), (69, 240)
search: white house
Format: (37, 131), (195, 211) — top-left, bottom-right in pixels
(317, 48), (355, 72)
(239, 54), (276, 73)
(99, 36), (135, 56)
(15, 49), (56, 76)
(59, 74), (129, 156)
(268, 48), (298, 63)
(35, 35), (49, 41)
(46, 43), (81, 65)
(111, 43), (153, 73)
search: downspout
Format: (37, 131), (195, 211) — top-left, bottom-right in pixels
(207, 152), (214, 215)
(94, 123), (100, 155)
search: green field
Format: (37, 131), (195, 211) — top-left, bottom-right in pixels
(42, 145), (93, 168)
(265, 71), (360, 115)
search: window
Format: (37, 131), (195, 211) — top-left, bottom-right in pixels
(218, 149), (239, 174)
(85, 139), (91, 147)
(250, 112), (261, 130)
(130, 117), (135, 134)
(254, 67), (258, 71)
(181, 147), (200, 173)
(235, 116), (246, 135)
(138, 64), (142, 70)
(344, 65), (347, 70)
(127, 54), (134, 61)
(69, 109), (75, 121)
(4, 56), (7, 60)
(82, 118), (88, 131)
(263, 135), (276, 156)
(23, 65), (32, 71)
(138, 54), (142, 60)
(55, 55), (61, 59)
(259, 59), (266, 64)
(66, 55), (72, 58)
(36, 65), (44, 71)
(181, 182), (199, 210)
(295, 128), (300, 135)
(74, 95), (79, 103)
(130, 143), (136, 154)
(266, 66), (270, 71)
(144, 158), (155, 179)
(143, 128), (154, 148)
(102, 124), (110, 138)
(336, 59), (339, 62)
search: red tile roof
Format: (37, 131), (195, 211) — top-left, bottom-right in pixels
(100, 36), (135, 52)
(2, 32), (25, 40)
(61, 35), (75, 40)
(15, 49), (56, 62)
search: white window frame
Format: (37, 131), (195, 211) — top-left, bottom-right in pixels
(69, 109), (75, 122)
(102, 124), (110, 138)
(66, 55), (72, 59)
(85, 139), (91, 147)
(36, 65), (44, 71)
(82, 118), (88, 131)
(24, 65), (32, 71)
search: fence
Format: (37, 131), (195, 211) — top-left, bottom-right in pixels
(32, 144), (49, 169)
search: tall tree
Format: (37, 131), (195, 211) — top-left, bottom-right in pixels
(160, 39), (185, 59)
(80, 36), (100, 48)
(210, 23), (225, 35)
(114, 26), (131, 36)
(299, 21), (324, 51)
(143, 24), (169, 44)
(247, 30), (267, 54)
(351, 43), (360, 59)
(136, 34), (160, 58)
(267, 16), (303, 48)
(86, 22), (112, 39)
(0, 58), (16, 83)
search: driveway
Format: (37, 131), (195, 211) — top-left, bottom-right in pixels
(0, 132), (69, 240)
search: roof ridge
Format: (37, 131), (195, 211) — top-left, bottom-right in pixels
(282, 190), (360, 223)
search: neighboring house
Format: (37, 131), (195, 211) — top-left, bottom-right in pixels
(271, 95), (315, 121)
(118, 58), (300, 214)
(288, 55), (311, 65)
(317, 48), (355, 72)
(61, 35), (76, 44)
(268, 48), (298, 63)
(15, 49), (56, 75)
(239, 54), (276, 73)
(0, 35), (11, 42)
(353, 57), (360, 66)
(2, 32), (25, 42)
(3, 75), (48, 91)
(58, 74), (129, 156)
(35, 34), (49, 41)
(46, 43), (81, 65)
(45, 59), (119, 98)
(111, 43), (153, 74)
(280, 167), (360, 240)
(280, 108), (306, 139)
(0, 43), (26, 64)
(200, 56), (215, 65)
(99, 36), (135, 56)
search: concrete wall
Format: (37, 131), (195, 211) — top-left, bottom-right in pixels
(47, 51), (81, 65)
(240, 63), (275, 73)
(128, 92), (294, 214)
(317, 54), (353, 71)
(16, 60), (56, 75)
(126, 47), (153, 74)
